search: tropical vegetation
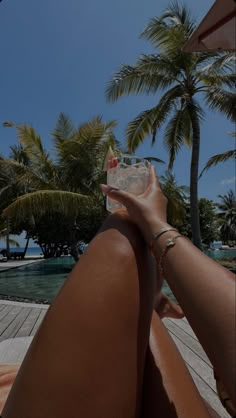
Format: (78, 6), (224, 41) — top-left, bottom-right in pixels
(0, 221), (19, 249)
(0, 114), (119, 259)
(198, 198), (220, 246)
(217, 189), (236, 244)
(106, 2), (236, 249)
(159, 171), (189, 228)
(200, 132), (236, 177)
(0, 113), (205, 258)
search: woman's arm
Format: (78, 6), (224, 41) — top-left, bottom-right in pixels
(153, 229), (235, 405)
(102, 166), (236, 405)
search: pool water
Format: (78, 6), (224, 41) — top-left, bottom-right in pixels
(205, 249), (236, 260)
(0, 249), (235, 303)
(0, 257), (75, 303)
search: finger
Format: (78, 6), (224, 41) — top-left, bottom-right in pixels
(150, 165), (161, 190)
(100, 184), (134, 207)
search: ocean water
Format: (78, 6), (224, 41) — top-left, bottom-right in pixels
(5, 247), (42, 256)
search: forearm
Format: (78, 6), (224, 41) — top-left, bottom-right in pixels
(103, 169), (235, 405)
(153, 230), (236, 404)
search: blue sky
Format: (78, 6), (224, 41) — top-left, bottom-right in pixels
(0, 0), (235, 247)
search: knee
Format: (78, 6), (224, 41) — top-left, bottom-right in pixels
(99, 211), (155, 285)
(102, 210), (146, 256)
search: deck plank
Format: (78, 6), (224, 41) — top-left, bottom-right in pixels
(15, 308), (42, 338)
(30, 309), (47, 336)
(0, 305), (23, 337)
(169, 332), (216, 390)
(163, 318), (211, 366)
(0, 304), (7, 314)
(187, 365), (231, 418)
(168, 317), (199, 340)
(0, 307), (32, 341)
(0, 304), (15, 322)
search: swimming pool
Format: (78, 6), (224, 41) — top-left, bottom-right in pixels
(0, 257), (75, 303)
(206, 249), (236, 260)
(0, 249), (235, 303)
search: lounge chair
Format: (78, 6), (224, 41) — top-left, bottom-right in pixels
(0, 337), (33, 413)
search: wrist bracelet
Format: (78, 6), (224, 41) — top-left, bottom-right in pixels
(158, 234), (184, 277)
(150, 227), (177, 255)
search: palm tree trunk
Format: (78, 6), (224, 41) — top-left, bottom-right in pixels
(23, 235), (30, 257)
(190, 112), (202, 249)
(6, 219), (10, 259)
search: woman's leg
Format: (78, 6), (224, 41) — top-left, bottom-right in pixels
(142, 311), (216, 418)
(2, 211), (156, 418)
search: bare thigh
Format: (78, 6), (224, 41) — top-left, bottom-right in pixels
(2, 212), (156, 418)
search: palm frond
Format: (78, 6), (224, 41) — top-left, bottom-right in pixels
(10, 145), (30, 165)
(182, 109), (192, 147)
(50, 117), (118, 194)
(141, 2), (196, 51)
(3, 190), (91, 223)
(200, 150), (236, 177)
(51, 113), (76, 148)
(0, 185), (12, 200)
(135, 54), (180, 80)
(200, 73), (236, 89)
(160, 1), (196, 32)
(207, 52), (236, 73)
(0, 158), (55, 191)
(106, 64), (174, 102)
(206, 88), (236, 122)
(9, 238), (20, 247)
(164, 107), (188, 169)
(164, 99), (204, 169)
(144, 156), (165, 164)
(0, 228), (20, 247)
(126, 108), (159, 152)
(0, 228), (7, 236)
(17, 125), (46, 159)
(191, 51), (219, 69)
(127, 85), (184, 152)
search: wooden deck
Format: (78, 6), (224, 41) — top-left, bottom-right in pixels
(0, 300), (230, 417)
(0, 300), (48, 342)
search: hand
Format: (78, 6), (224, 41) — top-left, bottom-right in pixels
(101, 165), (170, 243)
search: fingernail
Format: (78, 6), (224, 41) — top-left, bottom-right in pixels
(100, 184), (120, 194)
(107, 186), (120, 192)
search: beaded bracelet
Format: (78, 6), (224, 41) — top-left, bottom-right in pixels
(158, 234), (184, 277)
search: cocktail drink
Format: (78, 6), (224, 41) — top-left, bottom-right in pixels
(106, 156), (151, 212)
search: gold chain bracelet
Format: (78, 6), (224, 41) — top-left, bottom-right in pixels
(158, 234), (185, 277)
(150, 227), (177, 255)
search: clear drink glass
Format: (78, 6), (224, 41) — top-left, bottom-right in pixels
(106, 155), (151, 212)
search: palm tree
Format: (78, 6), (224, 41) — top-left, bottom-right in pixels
(159, 171), (189, 227)
(0, 220), (20, 257)
(1, 114), (119, 258)
(217, 189), (236, 243)
(106, 2), (236, 249)
(200, 132), (236, 177)
(0, 227), (20, 248)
